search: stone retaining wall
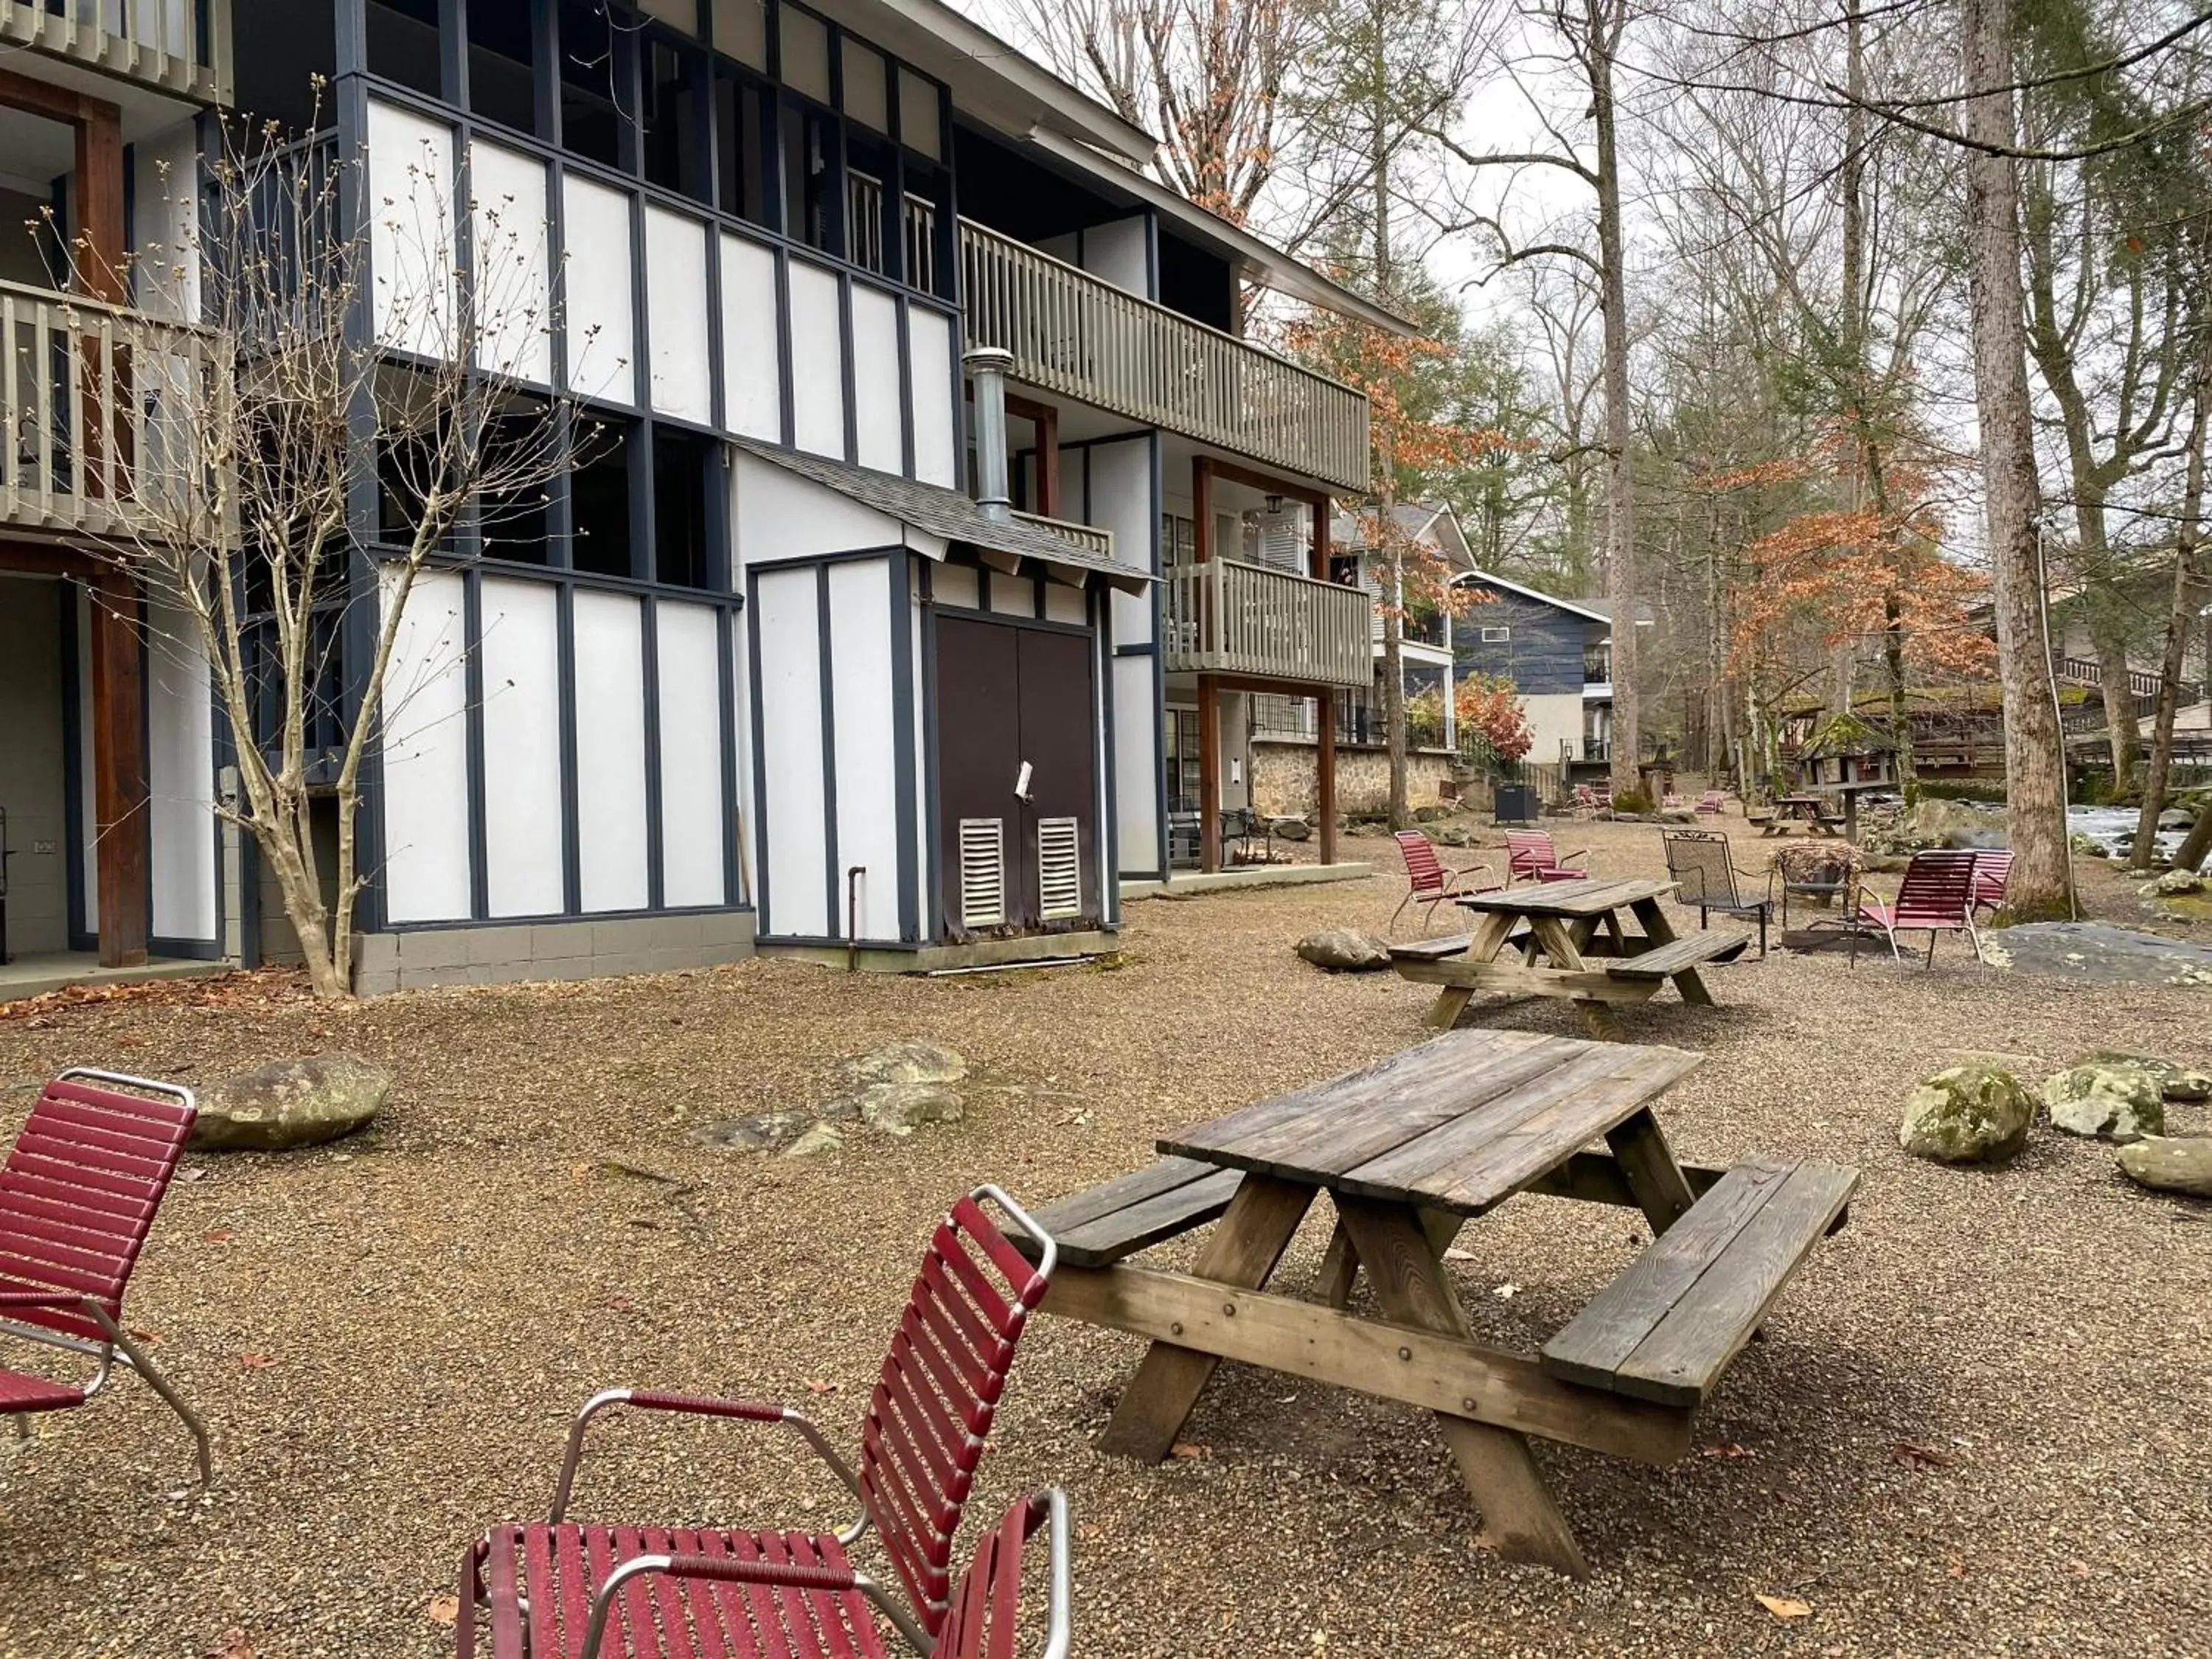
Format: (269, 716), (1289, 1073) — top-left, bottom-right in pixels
(1252, 739), (1454, 817)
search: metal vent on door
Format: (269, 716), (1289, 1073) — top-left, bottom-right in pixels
(958, 818), (1006, 930)
(1037, 815), (1082, 920)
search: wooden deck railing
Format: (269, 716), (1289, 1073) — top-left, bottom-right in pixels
(959, 219), (1370, 493)
(0, 0), (230, 102)
(1012, 509), (1114, 562)
(1162, 558), (1373, 689)
(0, 280), (229, 546)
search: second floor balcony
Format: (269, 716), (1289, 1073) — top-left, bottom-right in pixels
(959, 219), (1371, 494)
(0, 277), (229, 547)
(1164, 557), (1373, 689)
(0, 0), (231, 103)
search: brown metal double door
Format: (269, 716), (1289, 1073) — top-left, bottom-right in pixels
(934, 613), (1097, 937)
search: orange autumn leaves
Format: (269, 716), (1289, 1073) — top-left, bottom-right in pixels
(1704, 439), (1993, 684)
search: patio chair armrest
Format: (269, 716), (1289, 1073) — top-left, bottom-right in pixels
(1450, 860), (1500, 890)
(580, 1554), (879, 1659)
(0, 1290), (80, 1308)
(1561, 847), (1589, 864)
(550, 1388), (858, 1523)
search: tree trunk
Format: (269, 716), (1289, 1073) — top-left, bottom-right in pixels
(2176, 802), (2212, 874)
(2134, 336), (2211, 867)
(1590, 0), (1638, 799)
(1370, 24), (1410, 831)
(2080, 543), (2144, 783)
(1962, 0), (2072, 918)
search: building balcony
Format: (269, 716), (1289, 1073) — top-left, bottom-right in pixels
(0, 278), (229, 546)
(1164, 557), (1373, 689)
(1012, 509), (1113, 563)
(0, 0), (231, 103)
(959, 218), (1371, 493)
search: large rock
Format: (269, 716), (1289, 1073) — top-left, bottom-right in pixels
(2116, 1136), (2212, 1198)
(2042, 1064), (2166, 1142)
(2073, 1047), (2212, 1102)
(1980, 922), (2212, 987)
(858, 1083), (966, 1136)
(848, 1040), (966, 1088)
(2147, 869), (2205, 897)
(1898, 1063), (2034, 1164)
(1296, 928), (1392, 972)
(189, 1054), (389, 1152)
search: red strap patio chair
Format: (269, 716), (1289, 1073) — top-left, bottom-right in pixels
(1696, 790), (1727, 815)
(1391, 830), (1498, 932)
(1970, 849), (2014, 917)
(1571, 783), (1599, 814)
(1505, 830), (1587, 884)
(472, 1486), (1072, 1659)
(456, 1186), (1059, 1659)
(0, 1068), (210, 1484)
(1850, 849), (1982, 968)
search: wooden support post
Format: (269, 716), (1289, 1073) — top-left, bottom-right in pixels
(1197, 675), (1220, 874)
(1096, 1175), (1314, 1461)
(1317, 689), (1338, 868)
(73, 97), (127, 302)
(1006, 392), (1060, 518)
(88, 571), (148, 968)
(1604, 1106), (1698, 1236)
(1194, 456), (1220, 874)
(1334, 1197), (1590, 1576)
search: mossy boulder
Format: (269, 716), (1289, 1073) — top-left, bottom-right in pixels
(1296, 928), (1392, 972)
(188, 1054), (389, 1152)
(2042, 1063), (2166, 1142)
(1899, 1064), (2034, 1164)
(2072, 1048), (2212, 1102)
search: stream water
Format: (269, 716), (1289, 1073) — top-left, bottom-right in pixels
(2068, 804), (2185, 860)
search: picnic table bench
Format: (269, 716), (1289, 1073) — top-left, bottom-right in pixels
(1021, 1030), (1857, 1576)
(1389, 877), (1749, 1040)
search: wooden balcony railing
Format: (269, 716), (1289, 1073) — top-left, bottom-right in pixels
(0, 279), (229, 546)
(0, 0), (230, 102)
(1012, 509), (1113, 562)
(959, 219), (1371, 493)
(1162, 558), (1373, 689)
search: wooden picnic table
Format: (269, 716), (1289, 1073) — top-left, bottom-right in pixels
(1026, 1029), (1858, 1577)
(1756, 794), (1843, 836)
(1389, 877), (1746, 1040)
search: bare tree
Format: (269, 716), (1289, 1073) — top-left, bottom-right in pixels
(83, 105), (580, 996)
(1962, 0), (2073, 917)
(1433, 0), (1646, 799)
(1001, 0), (1306, 227)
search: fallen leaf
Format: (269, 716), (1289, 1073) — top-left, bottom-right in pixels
(1169, 1441), (1208, 1460)
(2065, 1559), (2092, 1578)
(240, 1352), (278, 1369)
(1946, 1557), (1967, 1579)
(1441, 1247), (1476, 1262)
(1078, 1523), (1104, 1542)
(1491, 1282), (1520, 1299)
(805, 1379), (838, 1395)
(205, 1630), (254, 1659)
(1699, 1442), (1757, 1460)
(176, 1167), (208, 1183)
(427, 1594), (461, 1627)
(203, 1228), (234, 1244)
(1756, 1595), (1812, 1621)
(1891, 1441), (1952, 1469)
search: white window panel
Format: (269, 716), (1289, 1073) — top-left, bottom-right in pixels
(380, 570), (473, 922)
(368, 100), (457, 360)
(850, 285), (902, 473)
(562, 175), (637, 405)
(571, 591), (650, 911)
(645, 206), (713, 422)
(656, 602), (728, 908)
(787, 260), (846, 458)
(469, 139), (553, 386)
(480, 577), (567, 918)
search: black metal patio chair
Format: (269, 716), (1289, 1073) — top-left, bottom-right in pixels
(1659, 827), (1771, 958)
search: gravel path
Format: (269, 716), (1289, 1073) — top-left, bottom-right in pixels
(1, 820), (2207, 1658)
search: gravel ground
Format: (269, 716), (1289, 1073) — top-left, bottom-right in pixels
(1, 818), (2208, 1659)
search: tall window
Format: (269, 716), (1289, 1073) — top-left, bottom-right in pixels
(653, 430), (714, 587)
(1164, 708), (1201, 814)
(366, 0), (441, 97)
(559, 0), (630, 170)
(570, 422), (635, 577)
(714, 68), (773, 226)
(467, 0), (539, 135)
(642, 33), (711, 200)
